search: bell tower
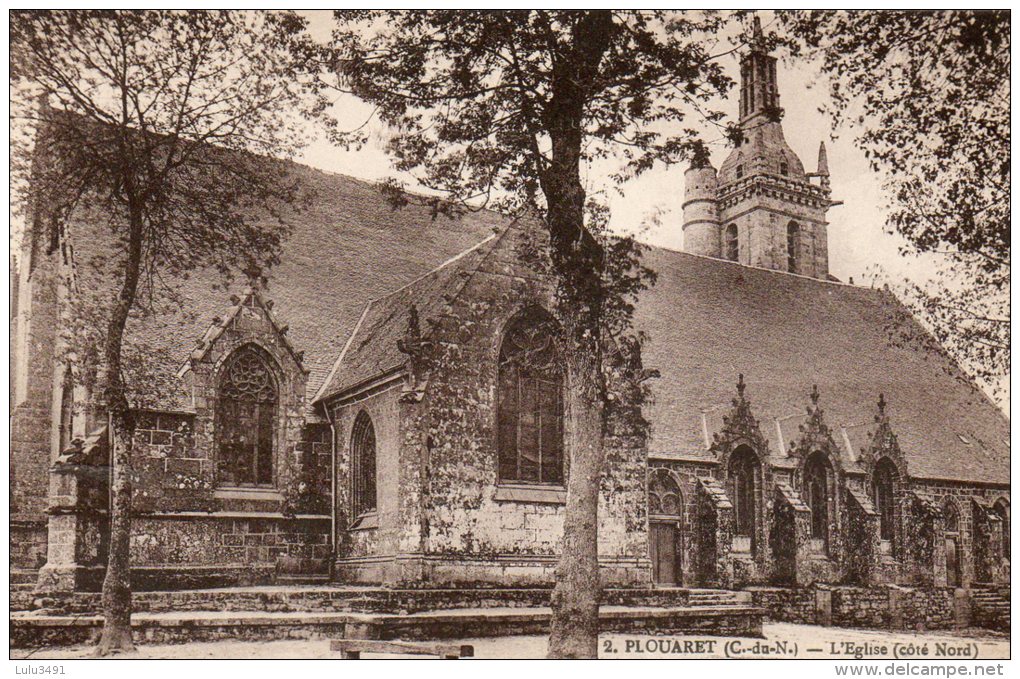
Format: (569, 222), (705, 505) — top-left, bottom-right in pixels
(683, 16), (837, 280)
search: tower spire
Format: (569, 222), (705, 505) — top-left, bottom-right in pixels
(751, 14), (764, 49)
(738, 14), (781, 123)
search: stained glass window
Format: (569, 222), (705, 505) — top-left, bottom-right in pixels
(729, 447), (758, 540)
(217, 345), (278, 487)
(351, 411), (377, 516)
(873, 458), (898, 543)
(804, 452), (831, 546)
(497, 308), (564, 485)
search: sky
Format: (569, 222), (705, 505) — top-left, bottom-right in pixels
(293, 10), (942, 290)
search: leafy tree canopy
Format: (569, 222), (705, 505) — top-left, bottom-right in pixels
(783, 10), (1009, 395)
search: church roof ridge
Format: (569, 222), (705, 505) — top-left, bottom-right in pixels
(640, 240), (867, 290)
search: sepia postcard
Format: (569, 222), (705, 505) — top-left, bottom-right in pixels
(8, 7), (1010, 669)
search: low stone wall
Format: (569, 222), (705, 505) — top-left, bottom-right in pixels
(746, 587), (817, 624)
(748, 585), (963, 631)
(831, 587), (890, 628)
(17, 586), (708, 617)
(11, 520), (48, 569)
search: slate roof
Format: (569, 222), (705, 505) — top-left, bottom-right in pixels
(67, 162), (506, 405)
(319, 227), (1009, 486)
(316, 232), (499, 399)
(65, 159), (1008, 486)
(634, 246), (1009, 485)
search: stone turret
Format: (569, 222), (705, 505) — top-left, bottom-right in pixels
(682, 161), (721, 257)
(816, 142), (830, 188)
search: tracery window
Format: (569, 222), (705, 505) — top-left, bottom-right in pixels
(351, 411), (377, 517)
(804, 452), (831, 549)
(873, 458), (898, 543)
(217, 345), (278, 487)
(725, 224), (739, 262)
(649, 469), (683, 518)
(497, 307), (564, 485)
(729, 446), (759, 540)
(787, 221), (800, 273)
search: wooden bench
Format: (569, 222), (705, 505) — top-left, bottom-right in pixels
(330, 639), (474, 659)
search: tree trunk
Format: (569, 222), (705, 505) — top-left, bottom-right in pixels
(548, 348), (604, 658)
(94, 205), (144, 657)
(541, 12), (616, 660)
(94, 408), (135, 656)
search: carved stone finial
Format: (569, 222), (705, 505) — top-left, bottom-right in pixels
(810, 384), (820, 407)
(877, 393), (887, 419)
(737, 373), (746, 398)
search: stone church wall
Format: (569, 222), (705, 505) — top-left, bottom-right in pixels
(11, 236), (61, 569)
(330, 381), (404, 583)
(327, 226), (652, 587)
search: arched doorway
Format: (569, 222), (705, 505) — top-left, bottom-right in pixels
(648, 469), (684, 586)
(944, 501), (962, 588)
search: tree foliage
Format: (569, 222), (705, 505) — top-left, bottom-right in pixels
(315, 10), (735, 657)
(11, 9), (313, 654)
(782, 10), (1009, 394)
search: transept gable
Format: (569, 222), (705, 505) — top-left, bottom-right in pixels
(857, 393), (909, 480)
(787, 385), (843, 474)
(178, 287), (308, 385)
(709, 374), (771, 466)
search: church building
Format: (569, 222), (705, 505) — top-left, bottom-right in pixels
(11, 25), (1008, 598)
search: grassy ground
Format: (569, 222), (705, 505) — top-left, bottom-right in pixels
(11, 623), (1009, 660)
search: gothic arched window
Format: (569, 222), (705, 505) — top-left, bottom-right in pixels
(787, 221), (800, 273)
(649, 469), (683, 518)
(497, 307), (564, 485)
(729, 446), (759, 544)
(351, 411), (377, 516)
(804, 452), (831, 550)
(725, 224), (739, 262)
(993, 498), (1010, 560)
(943, 500), (962, 587)
(873, 458), (899, 544)
(217, 345), (278, 487)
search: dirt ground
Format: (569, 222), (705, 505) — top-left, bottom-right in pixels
(11, 623), (1009, 660)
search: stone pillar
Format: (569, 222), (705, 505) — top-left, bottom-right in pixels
(814, 587), (832, 626)
(35, 463), (109, 592)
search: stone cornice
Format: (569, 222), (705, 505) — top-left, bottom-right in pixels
(718, 173), (832, 211)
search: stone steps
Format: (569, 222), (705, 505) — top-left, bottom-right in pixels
(10, 569), (38, 586)
(11, 603), (765, 648)
(970, 584), (1010, 632)
(16, 585), (746, 616)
